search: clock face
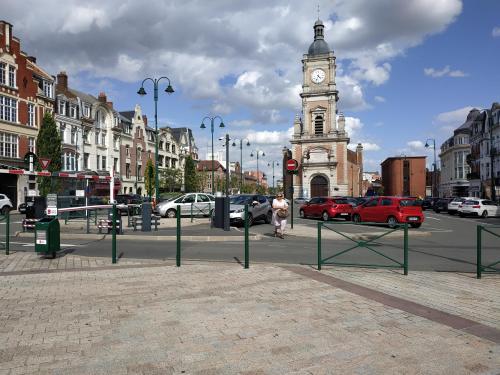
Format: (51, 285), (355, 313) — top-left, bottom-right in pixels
(311, 69), (326, 84)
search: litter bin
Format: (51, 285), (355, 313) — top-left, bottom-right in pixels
(35, 217), (60, 258)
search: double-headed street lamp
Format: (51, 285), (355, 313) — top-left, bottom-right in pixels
(250, 150), (265, 186)
(425, 138), (437, 197)
(232, 138), (250, 192)
(137, 77), (174, 203)
(267, 160), (279, 190)
(200, 116), (225, 195)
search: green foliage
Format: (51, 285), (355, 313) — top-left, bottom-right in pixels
(256, 185), (267, 195)
(36, 113), (62, 196)
(184, 156), (198, 193)
(161, 168), (183, 192)
(144, 158), (155, 198)
(240, 183), (254, 194)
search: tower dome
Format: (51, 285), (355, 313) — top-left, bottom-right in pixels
(308, 19), (331, 56)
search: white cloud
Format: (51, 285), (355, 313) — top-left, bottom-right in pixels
(245, 128), (293, 145)
(434, 106), (480, 125)
(343, 116), (364, 139)
(349, 142), (380, 151)
(234, 71), (262, 89)
(492, 26), (500, 37)
(60, 7), (110, 34)
(424, 65), (468, 78)
(374, 96), (386, 103)
(407, 140), (426, 150)
(231, 119), (254, 127)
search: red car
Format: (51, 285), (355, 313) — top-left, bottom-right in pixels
(299, 197), (353, 221)
(352, 196), (424, 228)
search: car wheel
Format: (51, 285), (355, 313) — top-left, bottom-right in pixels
(459, 212), (464, 217)
(410, 223), (422, 228)
(482, 210), (488, 218)
(322, 211), (329, 222)
(247, 213), (254, 226)
(1, 206), (10, 215)
(435, 209), (441, 213)
(448, 211), (455, 215)
(265, 211), (272, 224)
(299, 209), (306, 218)
(166, 209), (176, 219)
(352, 214), (361, 224)
(387, 216), (398, 228)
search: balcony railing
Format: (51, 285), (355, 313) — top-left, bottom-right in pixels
(467, 172), (480, 180)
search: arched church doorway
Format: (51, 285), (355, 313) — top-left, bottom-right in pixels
(310, 175), (329, 197)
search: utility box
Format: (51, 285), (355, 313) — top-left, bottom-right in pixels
(213, 197), (227, 229)
(141, 202), (152, 232)
(35, 217), (60, 258)
(25, 196), (46, 219)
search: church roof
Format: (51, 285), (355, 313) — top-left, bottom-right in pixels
(308, 19), (331, 56)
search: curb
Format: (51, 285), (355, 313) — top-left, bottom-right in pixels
(15, 231), (261, 242)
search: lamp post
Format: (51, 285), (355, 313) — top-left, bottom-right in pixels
(137, 76), (174, 203)
(135, 146), (143, 194)
(250, 150), (265, 187)
(425, 138), (437, 197)
(200, 116), (225, 195)
(267, 160), (279, 191)
(232, 138), (250, 192)
(400, 153), (409, 196)
(484, 110), (496, 201)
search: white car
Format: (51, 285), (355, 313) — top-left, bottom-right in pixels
(155, 193), (215, 218)
(458, 199), (500, 218)
(447, 197), (475, 215)
(0, 194), (13, 214)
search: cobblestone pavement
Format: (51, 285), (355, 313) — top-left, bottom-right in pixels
(0, 254), (499, 374)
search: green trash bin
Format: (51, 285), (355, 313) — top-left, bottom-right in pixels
(35, 217), (60, 258)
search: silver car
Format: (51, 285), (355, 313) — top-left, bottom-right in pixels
(229, 194), (272, 226)
(155, 193), (215, 218)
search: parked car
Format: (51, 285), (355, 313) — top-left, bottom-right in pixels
(0, 194), (13, 215)
(420, 197), (439, 211)
(18, 202), (27, 214)
(356, 197), (371, 206)
(458, 199), (500, 218)
(266, 195), (290, 205)
(341, 197), (362, 207)
(155, 193), (215, 218)
(447, 197), (475, 215)
(299, 197), (353, 221)
(294, 197), (308, 205)
(114, 194), (144, 215)
(228, 195), (272, 226)
(352, 196), (424, 228)
(433, 198), (453, 213)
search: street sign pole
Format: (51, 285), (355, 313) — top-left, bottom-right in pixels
(286, 159), (299, 230)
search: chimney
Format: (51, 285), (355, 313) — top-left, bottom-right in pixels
(56, 71), (68, 91)
(142, 115), (148, 126)
(106, 101), (113, 109)
(98, 92), (107, 103)
(1, 21), (12, 52)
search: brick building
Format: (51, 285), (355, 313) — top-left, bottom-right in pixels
(381, 156), (426, 198)
(197, 160), (226, 193)
(0, 21), (55, 206)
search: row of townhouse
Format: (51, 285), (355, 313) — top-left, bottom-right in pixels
(0, 21), (198, 207)
(439, 102), (500, 198)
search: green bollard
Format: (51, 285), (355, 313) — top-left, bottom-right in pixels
(191, 202), (193, 223)
(477, 225), (482, 279)
(5, 211), (10, 255)
(403, 223), (408, 275)
(244, 204), (249, 269)
(317, 222), (322, 270)
(112, 204), (117, 264)
(176, 205), (181, 267)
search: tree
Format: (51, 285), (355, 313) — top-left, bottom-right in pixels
(256, 185), (267, 195)
(184, 155), (198, 193)
(241, 183), (254, 194)
(36, 112), (62, 196)
(144, 158), (155, 199)
(161, 168), (182, 192)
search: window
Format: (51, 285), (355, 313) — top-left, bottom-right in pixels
(70, 105), (77, 119)
(166, 142), (170, 152)
(8, 66), (15, 87)
(124, 123), (131, 135)
(83, 129), (90, 144)
(364, 199), (378, 207)
(137, 165), (142, 180)
(83, 104), (90, 118)
(113, 136), (119, 150)
(182, 194), (196, 204)
(83, 153), (89, 169)
(62, 152), (77, 171)
(172, 145), (176, 154)
(0, 95), (17, 122)
(0, 63), (5, 85)
(159, 141), (164, 150)
(101, 132), (106, 146)
(28, 103), (35, 127)
(171, 159), (177, 168)
(159, 155), (164, 167)
(43, 81), (53, 98)
(314, 115), (324, 135)
(113, 158), (118, 173)
(59, 125), (65, 142)
(28, 137), (35, 153)
(96, 110), (104, 128)
(58, 100), (65, 116)
(70, 128), (77, 145)
(126, 163), (131, 178)
(197, 194), (211, 203)
(381, 198), (392, 206)
(96, 155), (100, 169)
(101, 156), (106, 170)
(126, 145), (130, 157)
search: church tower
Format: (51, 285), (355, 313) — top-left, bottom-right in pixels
(291, 19), (353, 198)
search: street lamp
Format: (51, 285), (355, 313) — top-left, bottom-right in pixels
(425, 138), (437, 197)
(137, 76), (174, 203)
(232, 138), (250, 192)
(481, 109), (496, 201)
(200, 116), (225, 195)
(135, 146), (143, 194)
(250, 150), (265, 187)
(400, 153), (409, 196)
(267, 160), (279, 191)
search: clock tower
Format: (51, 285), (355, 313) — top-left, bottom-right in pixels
(291, 19), (363, 198)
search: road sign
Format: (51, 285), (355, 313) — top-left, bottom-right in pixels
(39, 158), (51, 170)
(286, 159), (299, 171)
(47, 193), (58, 216)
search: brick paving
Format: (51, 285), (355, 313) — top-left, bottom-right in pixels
(0, 253), (499, 374)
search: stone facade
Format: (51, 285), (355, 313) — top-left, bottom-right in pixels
(291, 19), (363, 198)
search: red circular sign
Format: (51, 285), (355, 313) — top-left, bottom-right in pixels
(286, 159), (298, 171)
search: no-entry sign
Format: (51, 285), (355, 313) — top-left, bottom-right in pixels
(286, 159), (299, 171)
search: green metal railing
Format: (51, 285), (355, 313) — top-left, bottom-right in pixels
(189, 202), (213, 222)
(317, 222), (409, 275)
(176, 205), (181, 267)
(244, 204), (249, 269)
(0, 211), (10, 255)
(476, 225), (500, 279)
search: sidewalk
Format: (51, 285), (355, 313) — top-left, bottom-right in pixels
(0, 252), (498, 374)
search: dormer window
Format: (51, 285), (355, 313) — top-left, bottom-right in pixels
(69, 104), (77, 119)
(83, 104), (90, 118)
(43, 81), (53, 98)
(58, 100), (66, 116)
(314, 115), (324, 135)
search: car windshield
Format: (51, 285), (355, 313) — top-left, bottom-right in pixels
(333, 199), (349, 204)
(230, 196), (252, 205)
(399, 199), (417, 207)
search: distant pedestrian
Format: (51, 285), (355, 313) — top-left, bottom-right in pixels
(272, 192), (289, 239)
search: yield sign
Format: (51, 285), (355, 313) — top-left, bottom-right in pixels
(39, 158), (51, 170)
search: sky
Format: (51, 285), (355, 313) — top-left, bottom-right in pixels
(3, 0), (500, 179)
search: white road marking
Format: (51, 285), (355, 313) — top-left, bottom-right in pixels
(0, 221), (22, 225)
(9, 241), (82, 248)
(425, 216), (441, 221)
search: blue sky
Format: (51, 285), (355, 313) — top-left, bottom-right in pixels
(4, 0), (500, 177)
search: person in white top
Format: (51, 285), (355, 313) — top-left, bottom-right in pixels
(272, 192), (289, 239)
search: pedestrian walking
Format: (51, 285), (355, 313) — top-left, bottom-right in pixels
(272, 192), (289, 239)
